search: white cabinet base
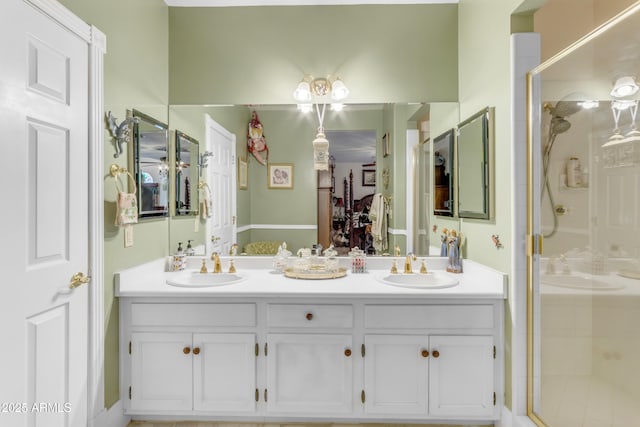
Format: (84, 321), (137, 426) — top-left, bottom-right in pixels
(121, 297), (503, 423)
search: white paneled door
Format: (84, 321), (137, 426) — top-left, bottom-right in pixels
(205, 115), (237, 255)
(0, 2), (90, 427)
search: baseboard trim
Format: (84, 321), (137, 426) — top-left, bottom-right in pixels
(498, 406), (538, 427)
(93, 400), (130, 427)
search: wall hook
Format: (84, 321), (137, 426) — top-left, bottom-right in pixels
(199, 151), (214, 170)
(105, 111), (139, 158)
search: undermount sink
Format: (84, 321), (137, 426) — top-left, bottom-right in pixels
(377, 272), (459, 289)
(166, 271), (246, 288)
(540, 274), (624, 291)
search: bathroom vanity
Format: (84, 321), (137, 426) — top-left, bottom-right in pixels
(116, 256), (507, 423)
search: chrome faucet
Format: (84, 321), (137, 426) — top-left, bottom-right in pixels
(404, 253), (417, 274)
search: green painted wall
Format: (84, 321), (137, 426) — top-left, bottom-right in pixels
(458, 0), (516, 409)
(169, 5), (458, 105)
(58, 0), (169, 408)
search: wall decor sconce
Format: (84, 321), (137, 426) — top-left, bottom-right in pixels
(105, 111), (139, 158)
(199, 151), (214, 171)
(293, 74), (349, 171)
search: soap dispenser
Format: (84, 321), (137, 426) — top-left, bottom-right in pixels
(186, 240), (195, 256)
(173, 242), (186, 271)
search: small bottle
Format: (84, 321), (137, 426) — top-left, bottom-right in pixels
(186, 240), (195, 256)
(173, 242), (186, 271)
(566, 157), (583, 188)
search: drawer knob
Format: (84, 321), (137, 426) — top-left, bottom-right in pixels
(432, 350), (440, 358)
(344, 348), (352, 357)
(421, 349), (429, 358)
(183, 346), (191, 355)
(306, 312), (313, 321)
(193, 347), (201, 355)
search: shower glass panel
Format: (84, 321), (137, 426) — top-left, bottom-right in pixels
(528, 6), (640, 427)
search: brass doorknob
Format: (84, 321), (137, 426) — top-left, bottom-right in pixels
(421, 350), (429, 358)
(69, 272), (91, 289)
(183, 346), (191, 354)
(193, 347), (201, 355)
(344, 348), (352, 357)
(306, 312), (313, 321)
(432, 350), (440, 358)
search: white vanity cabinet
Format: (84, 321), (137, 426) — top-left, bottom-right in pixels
(264, 304), (354, 415)
(117, 266), (505, 423)
(122, 302), (258, 415)
(361, 304), (498, 419)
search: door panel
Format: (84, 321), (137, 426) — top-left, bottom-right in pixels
(364, 334), (429, 414)
(205, 115), (236, 255)
(266, 334), (353, 414)
(193, 333), (256, 412)
(130, 332), (193, 411)
(429, 335), (494, 417)
(0, 2), (90, 426)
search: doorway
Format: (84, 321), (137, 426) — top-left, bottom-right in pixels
(320, 130), (377, 255)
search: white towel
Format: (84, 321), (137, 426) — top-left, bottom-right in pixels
(369, 193), (388, 252)
(199, 182), (212, 219)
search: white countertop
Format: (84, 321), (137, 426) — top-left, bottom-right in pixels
(116, 256), (507, 300)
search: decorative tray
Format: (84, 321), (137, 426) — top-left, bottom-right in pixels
(283, 267), (347, 280)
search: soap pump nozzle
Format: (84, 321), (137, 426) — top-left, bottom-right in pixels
(186, 240), (195, 256)
(176, 242), (184, 255)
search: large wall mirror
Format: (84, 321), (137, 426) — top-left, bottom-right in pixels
(174, 130), (199, 216)
(457, 107), (492, 219)
(129, 109), (169, 219)
(433, 128), (454, 216)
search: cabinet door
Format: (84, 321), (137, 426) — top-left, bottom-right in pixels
(193, 333), (257, 412)
(266, 334), (353, 414)
(363, 335), (429, 414)
(429, 335), (494, 417)
(130, 332), (193, 411)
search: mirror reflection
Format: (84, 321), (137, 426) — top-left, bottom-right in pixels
(457, 107), (492, 219)
(167, 103), (461, 256)
(130, 110), (169, 219)
(433, 129), (454, 217)
(174, 130), (199, 216)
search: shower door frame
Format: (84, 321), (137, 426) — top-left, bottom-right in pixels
(525, 3), (640, 426)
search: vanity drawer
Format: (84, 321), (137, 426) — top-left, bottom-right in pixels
(131, 303), (256, 327)
(364, 304), (494, 329)
(267, 304), (353, 328)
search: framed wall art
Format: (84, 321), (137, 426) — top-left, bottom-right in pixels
(267, 163), (294, 189)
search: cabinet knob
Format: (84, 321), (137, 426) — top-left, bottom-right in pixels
(305, 312), (313, 321)
(193, 347), (201, 355)
(432, 350), (440, 358)
(421, 349), (429, 358)
(183, 346), (191, 354)
(344, 348), (352, 357)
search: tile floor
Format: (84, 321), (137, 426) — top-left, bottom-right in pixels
(539, 374), (640, 427)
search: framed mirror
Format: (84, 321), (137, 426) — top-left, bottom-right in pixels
(129, 109), (169, 219)
(174, 130), (199, 216)
(457, 107), (492, 219)
(433, 128), (454, 216)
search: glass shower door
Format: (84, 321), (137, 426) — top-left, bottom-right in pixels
(528, 5), (640, 427)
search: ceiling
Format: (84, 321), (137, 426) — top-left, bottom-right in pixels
(165, 0), (457, 6)
(326, 130), (377, 164)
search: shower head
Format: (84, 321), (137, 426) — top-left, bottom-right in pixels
(550, 116), (572, 135)
(551, 116), (571, 135)
(545, 100), (583, 118)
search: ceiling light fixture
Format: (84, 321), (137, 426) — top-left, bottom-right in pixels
(610, 76), (639, 98)
(293, 74), (350, 170)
